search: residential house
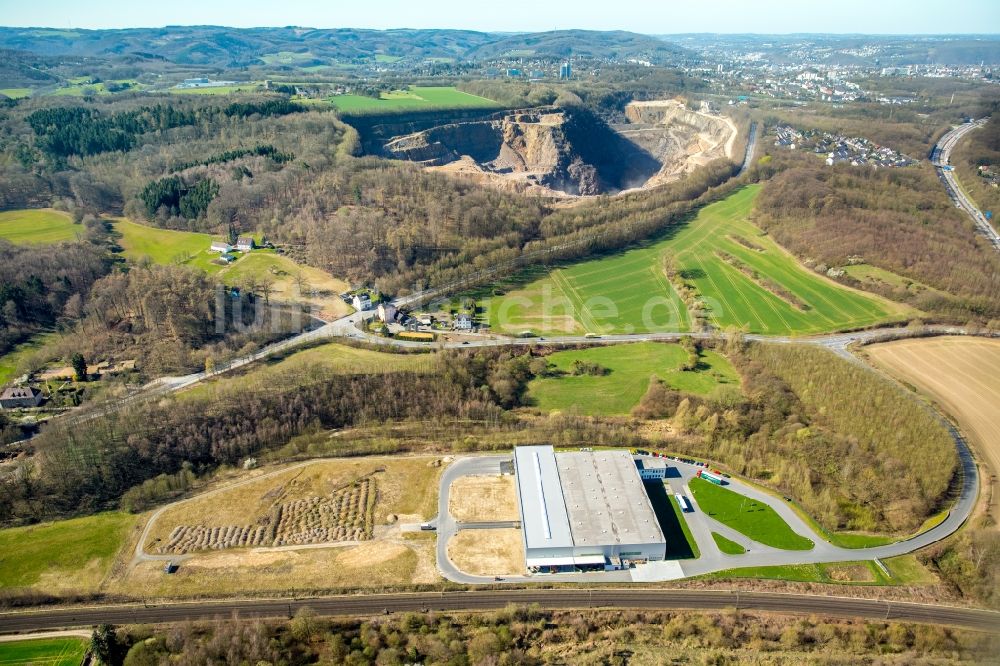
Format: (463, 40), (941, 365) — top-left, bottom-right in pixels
(236, 236), (255, 252)
(210, 241), (233, 253)
(455, 313), (474, 331)
(352, 293), (373, 311)
(0, 386), (43, 409)
(377, 303), (397, 323)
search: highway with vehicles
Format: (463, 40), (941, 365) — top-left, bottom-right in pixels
(0, 589), (996, 634)
(933, 118), (1000, 251)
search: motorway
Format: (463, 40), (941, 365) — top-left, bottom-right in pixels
(0, 590), (996, 634)
(933, 118), (1000, 251)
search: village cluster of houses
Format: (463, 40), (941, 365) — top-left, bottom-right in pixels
(344, 292), (476, 333)
(977, 165), (1000, 190)
(774, 125), (913, 168)
(210, 236), (256, 264)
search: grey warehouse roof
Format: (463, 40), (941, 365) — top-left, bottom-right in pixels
(514, 445), (574, 550)
(514, 446), (664, 551)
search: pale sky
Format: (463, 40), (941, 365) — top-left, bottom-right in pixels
(0, 0), (997, 34)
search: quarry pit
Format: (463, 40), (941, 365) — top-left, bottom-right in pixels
(366, 100), (737, 197)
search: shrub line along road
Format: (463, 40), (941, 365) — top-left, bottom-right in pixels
(0, 590), (997, 634)
(933, 118), (1000, 251)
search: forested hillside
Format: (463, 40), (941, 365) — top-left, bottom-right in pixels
(752, 151), (1000, 324)
(634, 339), (956, 533)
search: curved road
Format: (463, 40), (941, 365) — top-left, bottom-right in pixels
(933, 118), (1000, 251)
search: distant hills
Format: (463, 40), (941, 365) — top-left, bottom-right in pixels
(0, 26), (688, 69)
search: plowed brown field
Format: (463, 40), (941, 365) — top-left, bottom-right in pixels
(867, 337), (1000, 520)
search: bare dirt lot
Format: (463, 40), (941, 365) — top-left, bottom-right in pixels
(448, 475), (518, 523)
(146, 456), (442, 551)
(114, 541), (421, 598)
(446, 529), (525, 576)
(867, 336), (1000, 526)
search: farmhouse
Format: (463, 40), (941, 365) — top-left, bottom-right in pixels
(455, 313), (474, 330)
(210, 241), (233, 253)
(513, 445), (666, 572)
(352, 293), (373, 311)
(377, 302), (398, 323)
(0, 386), (43, 409)
(235, 236), (255, 252)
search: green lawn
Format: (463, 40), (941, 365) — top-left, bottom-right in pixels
(711, 532), (746, 555)
(48, 79), (141, 96)
(0, 332), (60, 386)
(169, 84), (262, 95)
(0, 88), (31, 99)
(479, 186), (912, 336)
(703, 554), (934, 585)
(0, 637), (88, 666)
(0, 512), (136, 592)
(186, 342), (435, 398)
(526, 342), (739, 416)
(0, 209), (79, 245)
(330, 86), (500, 114)
(111, 218), (222, 273)
(690, 477), (814, 550)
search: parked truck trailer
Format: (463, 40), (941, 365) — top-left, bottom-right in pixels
(697, 469), (726, 485)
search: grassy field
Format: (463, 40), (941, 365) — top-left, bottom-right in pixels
(690, 478), (814, 550)
(215, 250), (351, 319)
(526, 342), (739, 416)
(112, 218), (219, 270)
(0, 209), (79, 244)
(112, 219), (350, 317)
(49, 79), (141, 96)
(705, 554), (935, 585)
(0, 88), (31, 99)
(0, 332), (60, 386)
(0, 637), (88, 666)
(867, 336), (1000, 518)
(711, 532), (746, 555)
(331, 86), (499, 114)
(479, 187), (911, 336)
(187, 342), (435, 398)
(0, 512), (137, 593)
(169, 84), (262, 95)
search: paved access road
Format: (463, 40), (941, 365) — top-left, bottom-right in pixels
(933, 119), (1000, 251)
(0, 590), (996, 634)
(434, 432), (978, 585)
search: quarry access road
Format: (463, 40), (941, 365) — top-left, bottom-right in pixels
(933, 118), (1000, 251)
(1, 590), (996, 634)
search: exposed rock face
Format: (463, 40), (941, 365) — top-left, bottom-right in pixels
(376, 101), (736, 197)
(382, 107), (660, 196)
(617, 100), (736, 188)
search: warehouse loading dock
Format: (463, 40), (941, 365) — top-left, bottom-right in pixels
(512, 446), (667, 573)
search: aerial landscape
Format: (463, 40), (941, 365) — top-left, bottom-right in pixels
(0, 0), (999, 663)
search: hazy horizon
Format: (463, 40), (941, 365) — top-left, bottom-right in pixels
(0, 0), (997, 35)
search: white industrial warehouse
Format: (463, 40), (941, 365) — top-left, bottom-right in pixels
(512, 445), (667, 572)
